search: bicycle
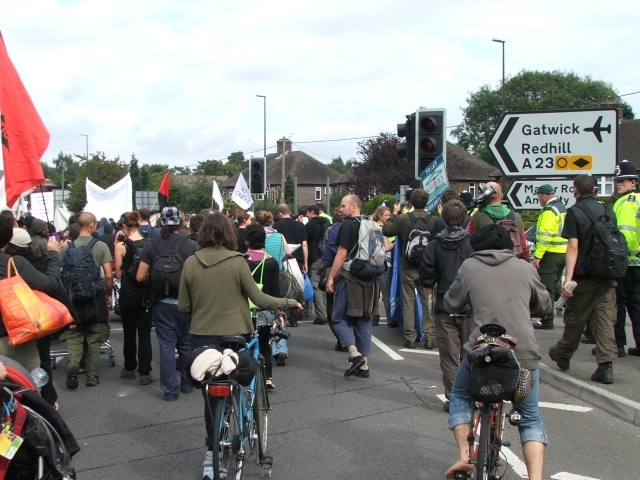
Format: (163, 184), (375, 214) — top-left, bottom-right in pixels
(203, 320), (289, 480)
(454, 323), (527, 480)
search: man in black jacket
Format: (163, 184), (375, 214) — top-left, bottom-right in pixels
(419, 200), (474, 411)
(305, 205), (330, 324)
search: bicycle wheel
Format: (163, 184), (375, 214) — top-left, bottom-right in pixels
(252, 364), (270, 460)
(213, 394), (243, 480)
(475, 404), (491, 480)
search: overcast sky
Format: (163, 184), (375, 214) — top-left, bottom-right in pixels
(2, 0), (639, 170)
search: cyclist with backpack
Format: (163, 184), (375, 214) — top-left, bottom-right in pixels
(59, 212), (113, 389)
(549, 175), (622, 384)
(382, 188), (437, 349)
(113, 211), (153, 386)
(135, 206), (197, 401)
(466, 181), (530, 262)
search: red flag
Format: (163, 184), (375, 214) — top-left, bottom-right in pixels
(0, 32), (49, 207)
(158, 171), (170, 209)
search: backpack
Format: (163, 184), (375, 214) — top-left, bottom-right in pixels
(148, 236), (188, 298)
(576, 202), (628, 279)
(317, 222), (330, 255)
(125, 237), (150, 281)
(405, 212), (435, 265)
(490, 212), (524, 259)
(61, 238), (103, 302)
(345, 216), (386, 279)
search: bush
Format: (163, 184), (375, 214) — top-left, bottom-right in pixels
(362, 194), (396, 215)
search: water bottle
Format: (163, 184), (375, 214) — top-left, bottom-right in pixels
(555, 281), (577, 314)
(30, 367), (49, 388)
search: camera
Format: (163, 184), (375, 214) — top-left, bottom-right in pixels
(270, 320), (290, 341)
(468, 186), (497, 211)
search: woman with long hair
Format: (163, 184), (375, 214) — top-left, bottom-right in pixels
(114, 211), (153, 385)
(373, 205), (395, 326)
(178, 213), (301, 478)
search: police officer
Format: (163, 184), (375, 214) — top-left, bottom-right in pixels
(613, 160), (640, 357)
(532, 184), (567, 330)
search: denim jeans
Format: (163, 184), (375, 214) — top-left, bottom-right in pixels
(448, 357), (548, 446)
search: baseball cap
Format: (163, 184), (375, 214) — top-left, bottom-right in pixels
(535, 184), (555, 195)
(31, 219), (48, 235)
(10, 228), (32, 248)
(315, 202), (326, 210)
(160, 206), (181, 226)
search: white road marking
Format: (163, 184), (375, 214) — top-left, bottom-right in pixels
(399, 348), (440, 355)
(371, 335), (404, 360)
(538, 401), (592, 412)
(437, 394), (447, 403)
(551, 473), (602, 480)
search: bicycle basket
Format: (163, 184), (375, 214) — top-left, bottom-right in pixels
(512, 366), (533, 403)
(467, 357), (520, 403)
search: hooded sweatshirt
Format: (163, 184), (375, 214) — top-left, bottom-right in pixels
(467, 204), (530, 261)
(444, 249), (551, 369)
(419, 227), (474, 313)
(178, 246), (298, 336)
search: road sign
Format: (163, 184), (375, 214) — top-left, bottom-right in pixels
(506, 179), (576, 210)
(489, 108), (618, 177)
(420, 153), (449, 212)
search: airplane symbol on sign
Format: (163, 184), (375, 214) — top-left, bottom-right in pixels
(583, 116), (611, 143)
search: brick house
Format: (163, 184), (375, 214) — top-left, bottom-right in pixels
(223, 138), (342, 207)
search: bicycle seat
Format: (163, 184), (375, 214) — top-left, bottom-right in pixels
(479, 323), (506, 337)
(220, 335), (248, 350)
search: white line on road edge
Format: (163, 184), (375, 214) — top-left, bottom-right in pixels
(371, 336), (403, 360)
(551, 473), (601, 480)
(538, 401), (592, 412)
(399, 348), (440, 356)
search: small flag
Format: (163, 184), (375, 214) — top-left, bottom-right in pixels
(212, 180), (224, 212)
(231, 173), (252, 210)
(0, 32), (49, 208)
(158, 171), (170, 209)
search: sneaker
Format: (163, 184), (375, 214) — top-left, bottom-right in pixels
(203, 450), (213, 480)
(355, 368), (369, 378)
(120, 368), (136, 380)
(404, 339), (416, 349)
(313, 317), (328, 325)
(266, 378), (275, 390)
(533, 321), (554, 330)
(591, 363), (613, 384)
(276, 352), (287, 366)
(581, 335), (596, 344)
(344, 355), (365, 377)
(549, 345), (570, 371)
(86, 375), (100, 387)
(288, 317), (298, 328)
(65, 361), (80, 390)
(628, 347), (640, 356)
(139, 374), (154, 385)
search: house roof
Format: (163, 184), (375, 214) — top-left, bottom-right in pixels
(173, 175), (228, 187)
(332, 170), (356, 185)
(619, 119), (640, 166)
(223, 151), (341, 188)
(446, 143), (497, 181)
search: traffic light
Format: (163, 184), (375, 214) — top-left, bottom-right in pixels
(415, 108), (446, 179)
(250, 157), (266, 195)
(396, 114), (415, 162)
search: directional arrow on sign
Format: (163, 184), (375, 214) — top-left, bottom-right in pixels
(489, 108), (618, 177)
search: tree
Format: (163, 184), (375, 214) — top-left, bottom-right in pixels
(328, 156), (354, 175)
(194, 159), (228, 176)
(452, 70), (636, 165)
(351, 132), (418, 199)
(41, 152), (79, 187)
(140, 164), (169, 190)
(172, 166), (192, 175)
(284, 175), (294, 204)
(67, 152), (129, 211)
(128, 154), (143, 209)
(227, 151), (248, 172)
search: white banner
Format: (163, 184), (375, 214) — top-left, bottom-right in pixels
(54, 204), (72, 231)
(212, 180), (224, 212)
(84, 173), (132, 220)
(30, 191), (54, 222)
(231, 174), (252, 210)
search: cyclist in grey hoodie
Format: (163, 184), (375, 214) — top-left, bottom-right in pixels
(443, 223), (551, 480)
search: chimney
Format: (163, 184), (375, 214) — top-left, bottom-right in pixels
(277, 137), (292, 156)
(599, 98), (624, 121)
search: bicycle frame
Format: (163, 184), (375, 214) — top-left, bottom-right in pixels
(464, 401), (507, 480)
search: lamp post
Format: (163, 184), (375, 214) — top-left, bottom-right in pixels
(492, 39), (506, 117)
(81, 133), (89, 161)
(256, 95), (267, 207)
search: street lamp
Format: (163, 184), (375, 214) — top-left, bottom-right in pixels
(81, 133), (89, 161)
(256, 95), (267, 207)
(492, 39), (506, 117)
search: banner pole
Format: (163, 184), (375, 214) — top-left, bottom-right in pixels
(39, 184), (51, 224)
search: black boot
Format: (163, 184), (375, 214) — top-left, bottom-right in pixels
(372, 315), (380, 326)
(591, 362), (613, 384)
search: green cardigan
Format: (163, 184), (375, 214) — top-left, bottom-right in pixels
(178, 246), (298, 336)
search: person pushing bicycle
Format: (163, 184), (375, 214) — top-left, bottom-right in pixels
(443, 223), (552, 480)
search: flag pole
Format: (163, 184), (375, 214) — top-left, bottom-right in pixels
(38, 184), (50, 224)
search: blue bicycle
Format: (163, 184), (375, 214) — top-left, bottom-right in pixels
(204, 322), (288, 480)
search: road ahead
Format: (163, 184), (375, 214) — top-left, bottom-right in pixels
(52, 317), (640, 479)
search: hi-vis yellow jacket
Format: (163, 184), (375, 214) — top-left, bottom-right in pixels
(615, 191), (640, 267)
(535, 198), (567, 259)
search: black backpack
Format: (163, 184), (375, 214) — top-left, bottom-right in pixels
(61, 238), (103, 302)
(576, 203), (628, 279)
(125, 237), (150, 281)
(405, 212), (435, 265)
(149, 236), (188, 298)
